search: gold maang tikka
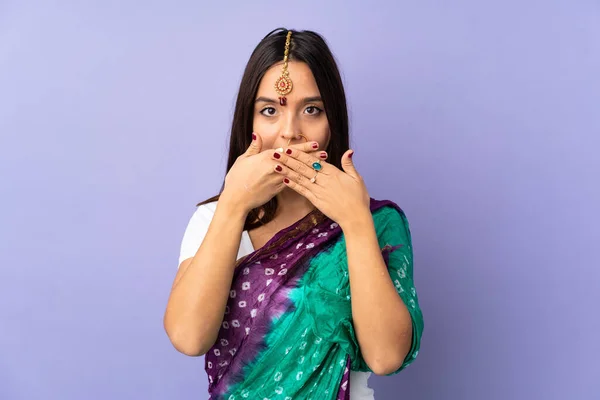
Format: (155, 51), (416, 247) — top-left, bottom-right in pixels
(274, 31), (293, 106)
(273, 31), (307, 154)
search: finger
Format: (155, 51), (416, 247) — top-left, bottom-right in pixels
(272, 150), (314, 179)
(282, 176), (316, 202)
(281, 147), (329, 175)
(244, 132), (262, 157)
(289, 149), (326, 160)
(273, 163), (310, 184)
(310, 150), (328, 161)
(286, 140), (321, 153)
(341, 149), (360, 178)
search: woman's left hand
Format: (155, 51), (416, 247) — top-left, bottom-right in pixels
(271, 147), (371, 227)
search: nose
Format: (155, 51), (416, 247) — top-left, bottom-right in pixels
(280, 113), (302, 143)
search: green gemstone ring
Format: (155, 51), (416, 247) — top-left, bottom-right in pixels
(312, 161), (322, 171)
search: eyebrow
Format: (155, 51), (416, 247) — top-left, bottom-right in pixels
(255, 96), (323, 104)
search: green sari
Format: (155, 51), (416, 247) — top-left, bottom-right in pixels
(205, 199), (424, 399)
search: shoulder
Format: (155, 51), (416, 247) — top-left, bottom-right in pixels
(189, 201), (218, 222)
(181, 201), (219, 234)
(370, 198), (407, 222)
(369, 198), (411, 240)
(178, 201), (220, 265)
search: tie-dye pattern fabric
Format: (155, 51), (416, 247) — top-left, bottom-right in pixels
(205, 199), (424, 400)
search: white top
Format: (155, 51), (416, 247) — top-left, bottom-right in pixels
(179, 201), (375, 400)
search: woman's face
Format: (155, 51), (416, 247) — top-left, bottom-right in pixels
(253, 61), (331, 151)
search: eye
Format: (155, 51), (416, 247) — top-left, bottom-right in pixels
(305, 106), (323, 116)
(260, 107), (277, 116)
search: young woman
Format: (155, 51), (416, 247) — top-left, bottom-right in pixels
(164, 28), (424, 400)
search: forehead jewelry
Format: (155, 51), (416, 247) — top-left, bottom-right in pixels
(274, 31), (293, 106)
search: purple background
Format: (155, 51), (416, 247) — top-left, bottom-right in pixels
(1, 1), (599, 399)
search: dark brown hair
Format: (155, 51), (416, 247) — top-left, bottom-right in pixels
(198, 28), (349, 231)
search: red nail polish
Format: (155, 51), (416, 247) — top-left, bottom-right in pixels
(312, 143), (319, 149)
(349, 151), (354, 159)
(285, 149), (293, 155)
(274, 152), (281, 159)
(252, 133), (256, 140)
(320, 152), (327, 158)
(284, 178), (290, 184)
(275, 165), (282, 172)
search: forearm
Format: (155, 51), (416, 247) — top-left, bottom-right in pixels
(165, 195), (247, 356)
(342, 213), (413, 375)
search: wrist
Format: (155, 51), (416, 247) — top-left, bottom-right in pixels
(218, 190), (250, 220)
(339, 209), (374, 235)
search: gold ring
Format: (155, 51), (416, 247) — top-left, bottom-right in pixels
(310, 173), (318, 183)
(286, 134), (308, 147)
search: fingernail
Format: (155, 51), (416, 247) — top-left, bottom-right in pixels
(312, 142), (319, 149)
(275, 165), (283, 172)
(284, 178), (290, 184)
(320, 152), (327, 159)
(273, 152), (281, 159)
(349, 151), (354, 159)
(285, 148), (293, 155)
(252, 133), (256, 140)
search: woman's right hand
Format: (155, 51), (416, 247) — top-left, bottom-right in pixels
(221, 132), (325, 215)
